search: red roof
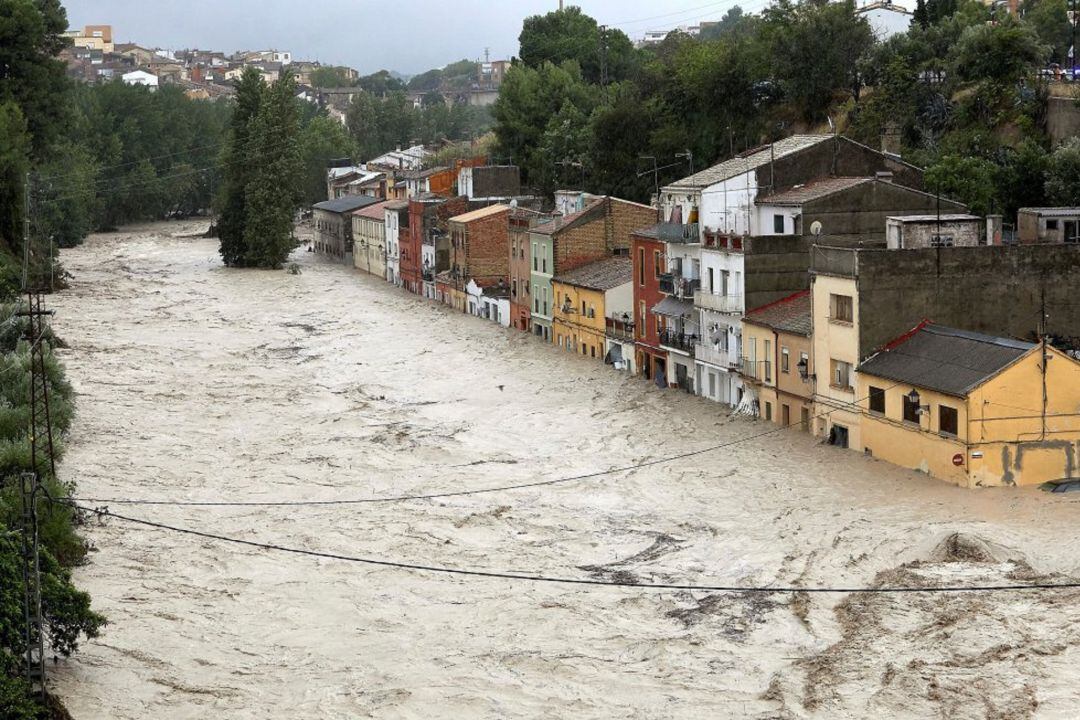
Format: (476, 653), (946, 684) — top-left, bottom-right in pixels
(352, 199), (394, 221)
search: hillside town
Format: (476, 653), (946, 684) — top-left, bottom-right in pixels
(313, 134), (1080, 490)
(60, 24), (510, 117)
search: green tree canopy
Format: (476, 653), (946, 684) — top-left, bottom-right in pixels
(519, 7), (638, 84)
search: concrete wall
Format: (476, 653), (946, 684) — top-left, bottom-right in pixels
(759, 137), (924, 194)
(1048, 96), (1080, 146)
(851, 244), (1080, 358)
(801, 181), (965, 246)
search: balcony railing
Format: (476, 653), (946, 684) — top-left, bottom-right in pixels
(605, 316), (635, 342)
(740, 357), (773, 383)
(658, 274), (700, 300)
(694, 291), (743, 314)
(659, 329), (698, 355)
(702, 231), (745, 252)
(695, 342), (736, 368)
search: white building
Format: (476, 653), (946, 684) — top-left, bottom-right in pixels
(857, 0), (915, 41)
(122, 70), (159, 89)
(658, 138), (833, 405)
(367, 145), (429, 172)
(466, 280), (511, 327)
(384, 200), (408, 286)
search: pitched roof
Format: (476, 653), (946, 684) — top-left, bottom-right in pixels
(449, 204), (510, 224)
(530, 199), (605, 236)
(856, 323), (1035, 397)
(743, 291), (812, 336)
(664, 135), (832, 190)
(404, 166), (451, 180)
(756, 177), (872, 205)
(553, 257), (632, 291)
(313, 195), (380, 214)
(352, 200), (394, 220)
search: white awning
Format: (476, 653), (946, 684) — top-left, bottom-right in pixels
(651, 296), (693, 318)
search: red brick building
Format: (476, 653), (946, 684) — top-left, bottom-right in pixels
(632, 225), (669, 384)
(509, 209), (547, 332)
(448, 204), (511, 287)
(402, 195), (468, 296)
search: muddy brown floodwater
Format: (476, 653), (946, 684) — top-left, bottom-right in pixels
(45, 221), (1080, 719)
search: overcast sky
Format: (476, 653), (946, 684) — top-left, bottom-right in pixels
(62, 0), (745, 75)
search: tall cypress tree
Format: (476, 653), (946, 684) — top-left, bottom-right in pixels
(242, 70), (303, 268)
(217, 68), (265, 267)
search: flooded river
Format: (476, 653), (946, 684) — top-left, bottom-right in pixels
(48, 222), (1080, 718)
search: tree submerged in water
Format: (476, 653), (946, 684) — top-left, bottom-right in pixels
(218, 68), (303, 269)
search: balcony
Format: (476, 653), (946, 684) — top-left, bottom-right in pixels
(695, 342), (736, 369)
(605, 315), (635, 342)
(422, 269), (435, 282)
(694, 291), (743, 314)
(658, 274), (700, 300)
(659, 329), (698, 356)
(656, 222), (700, 244)
(740, 357), (773, 384)
(702, 231), (745, 252)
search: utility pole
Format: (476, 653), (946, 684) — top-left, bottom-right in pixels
(15, 170), (57, 703)
(19, 472), (46, 701)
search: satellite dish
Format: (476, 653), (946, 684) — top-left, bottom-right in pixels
(810, 221), (823, 237)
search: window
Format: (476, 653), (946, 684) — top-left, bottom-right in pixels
(581, 300), (587, 316)
(781, 347), (790, 374)
(830, 293), (853, 323)
(654, 250), (662, 278)
(773, 214), (785, 234)
(638, 248), (645, 285)
(831, 360), (852, 390)
(532, 243), (538, 271)
(511, 279), (517, 298)
(764, 339), (772, 382)
(940, 405), (958, 436)
(869, 386), (886, 414)
(587, 304), (595, 319)
(638, 301), (646, 338)
(903, 392), (921, 424)
(1046, 219), (1059, 230)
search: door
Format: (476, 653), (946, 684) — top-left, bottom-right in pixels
(675, 363), (689, 391)
(782, 404), (791, 427)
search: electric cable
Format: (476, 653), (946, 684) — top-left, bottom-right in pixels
(73, 503), (1080, 595)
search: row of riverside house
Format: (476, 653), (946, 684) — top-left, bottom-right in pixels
(312, 135), (1080, 490)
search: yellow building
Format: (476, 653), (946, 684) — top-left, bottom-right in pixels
(810, 272), (861, 449)
(856, 323), (1080, 487)
(65, 25), (114, 53)
(741, 291), (814, 429)
(552, 257), (633, 362)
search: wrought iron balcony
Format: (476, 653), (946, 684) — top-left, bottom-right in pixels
(605, 315), (635, 342)
(659, 274), (700, 300)
(659, 329), (698, 355)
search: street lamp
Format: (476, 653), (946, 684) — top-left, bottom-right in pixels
(797, 356), (815, 382)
